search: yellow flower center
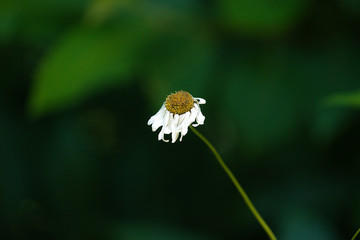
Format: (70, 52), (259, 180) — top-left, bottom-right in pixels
(165, 90), (194, 115)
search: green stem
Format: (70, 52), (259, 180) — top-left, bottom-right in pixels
(352, 228), (360, 240)
(190, 126), (277, 240)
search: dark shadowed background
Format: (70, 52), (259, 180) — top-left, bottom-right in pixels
(1, 0), (360, 239)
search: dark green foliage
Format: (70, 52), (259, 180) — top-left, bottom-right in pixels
(1, 0), (360, 239)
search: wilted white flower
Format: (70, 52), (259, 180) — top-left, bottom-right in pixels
(147, 90), (206, 143)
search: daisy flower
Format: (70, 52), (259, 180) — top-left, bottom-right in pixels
(147, 90), (206, 143)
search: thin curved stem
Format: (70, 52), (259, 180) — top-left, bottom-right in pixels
(352, 228), (360, 240)
(190, 126), (277, 240)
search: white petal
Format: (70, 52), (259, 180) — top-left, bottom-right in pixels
(193, 104), (205, 123)
(152, 118), (163, 132)
(171, 131), (180, 143)
(171, 114), (180, 131)
(158, 128), (164, 141)
(173, 115), (183, 133)
(180, 128), (187, 141)
(191, 104), (205, 127)
(176, 112), (188, 127)
(154, 110), (169, 134)
(164, 113), (173, 134)
(161, 111), (170, 133)
(158, 127), (169, 142)
(179, 111), (190, 127)
(151, 115), (164, 131)
(194, 98), (206, 104)
(147, 116), (155, 126)
(149, 106), (167, 131)
(196, 111), (205, 125)
(188, 108), (198, 125)
(177, 113), (187, 126)
(163, 110), (170, 125)
(180, 114), (192, 141)
(147, 104), (165, 125)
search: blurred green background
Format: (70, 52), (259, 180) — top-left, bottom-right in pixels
(1, 0), (360, 239)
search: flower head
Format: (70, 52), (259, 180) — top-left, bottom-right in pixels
(147, 90), (206, 143)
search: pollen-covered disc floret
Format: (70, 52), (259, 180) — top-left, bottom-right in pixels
(147, 90), (206, 143)
(165, 90), (194, 115)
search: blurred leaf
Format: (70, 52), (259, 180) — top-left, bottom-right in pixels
(84, 0), (129, 25)
(144, 31), (217, 105)
(279, 207), (337, 240)
(325, 90), (360, 107)
(338, 0), (360, 17)
(311, 106), (351, 144)
(111, 222), (214, 240)
(0, 2), (18, 42)
(28, 25), (152, 117)
(0, 0), (88, 43)
(225, 78), (297, 153)
(217, 0), (308, 36)
(223, 49), (298, 153)
(310, 90), (360, 142)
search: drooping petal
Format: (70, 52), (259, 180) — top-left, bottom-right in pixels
(177, 113), (187, 127)
(158, 127), (169, 142)
(149, 105), (167, 131)
(188, 108), (198, 124)
(161, 111), (170, 133)
(164, 113), (173, 134)
(191, 104), (201, 127)
(151, 115), (163, 131)
(158, 127), (164, 141)
(171, 114), (179, 132)
(179, 128), (187, 141)
(171, 131), (180, 143)
(147, 116), (155, 126)
(194, 98), (206, 104)
(147, 104), (165, 125)
(195, 110), (205, 125)
(158, 112), (170, 143)
(151, 116), (164, 131)
(179, 112), (191, 141)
